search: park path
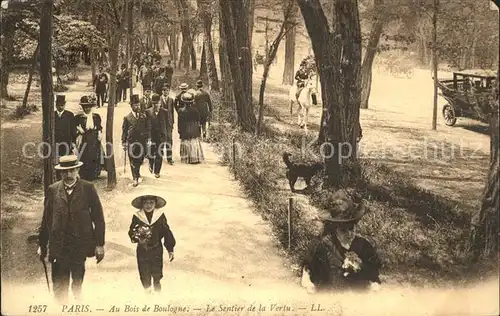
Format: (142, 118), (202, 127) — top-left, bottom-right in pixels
(2, 68), (499, 316)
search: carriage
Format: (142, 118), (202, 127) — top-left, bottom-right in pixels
(437, 70), (496, 126)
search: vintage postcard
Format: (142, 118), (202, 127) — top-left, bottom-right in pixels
(1, 0), (499, 315)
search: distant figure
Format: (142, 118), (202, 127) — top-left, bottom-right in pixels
(37, 155), (105, 303)
(178, 92), (204, 164)
(74, 95), (105, 181)
(145, 94), (169, 178)
(116, 64), (130, 102)
(141, 64), (154, 95)
(128, 194), (175, 294)
(164, 60), (174, 87)
(122, 94), (151, 187)
(93, 66), (108, 108)
(153, 68), (167, 96)
(54, 95), (76, 162)
(295, 61), (310, 100)
(193, 80), (212, 140)
(174, 83), (189, 113)
(140, 87), (153, 113)
(160, 84), (175, 165)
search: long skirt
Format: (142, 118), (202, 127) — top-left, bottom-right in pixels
(77, 131), (105, 180)
(180, 138), (204, 164)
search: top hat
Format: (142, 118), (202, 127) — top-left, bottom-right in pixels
(55, 155), (84, 170)
(130, 94), (140, 105)
(79, 95), (96, 107)
(179, 83), (189, 90)
(55, 95), (66, 106)
(181, 92), (194, 103)
(131, 194), (167, 209)
(196, 80), (203, 87)
(319, 191), (366, 224)
(151, 94), (160, 102)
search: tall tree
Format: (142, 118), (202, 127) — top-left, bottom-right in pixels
(21, 43), (40, 109)
(127, 0), (134, 97)
(431, 0), (438, 130)
(176, 0), (194, 69)
(282, 0), (298, 85)
(218, 9), (235, 115)
(197, 0), (220, 91)
(220, 0), (256, 131)
(40, 0), (55, 193)
(297, 0), (363, 187)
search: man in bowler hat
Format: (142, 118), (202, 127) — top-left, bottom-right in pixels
(37, 155), (105, 302)
(160, 84), (175, 165)
(54, 95), (76, 180)
(145, 94), (169, 177)
(193, 80), (213, 140)
(122, 94), (151, 187)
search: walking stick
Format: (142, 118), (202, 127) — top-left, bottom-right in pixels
(40, 257), (50, 293)
(124, 148), (127, 173)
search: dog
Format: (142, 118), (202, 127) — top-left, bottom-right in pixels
(282, 152), (323, 192)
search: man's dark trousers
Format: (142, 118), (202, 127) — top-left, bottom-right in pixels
(148, 140), (163, 174)
(128, 142), (146, 179)
(51, 257), (85, 302)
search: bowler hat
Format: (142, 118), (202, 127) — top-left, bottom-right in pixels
(179, 83), (189, 90)
(151, 94), (160, 102)
(162, 84), (170, 89)
(130, 94), (140, 105)
(79, 95), (96, 107)
(196, 80), (203, 87)
(319, 191), (366, 223)
(55, 95), (66, 106)
(131, 194), (167, 209)
(143, 84), (152, 91)
(55, 155), (83, 170)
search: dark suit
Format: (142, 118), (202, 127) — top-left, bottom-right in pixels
(55, 110), (76, 159)
(160, 95), (175, 161)
(145, 107), (169, 174)
(122, 112), (151, 180)
(117, 69), (130, 102)
(140, 95), (152, 113)
(93, 73), (108, 107)
(164, 66), (174, 86)
(194, 88), (212, 135)
(153, 76), (167, 96)
(38, 179), (105, 302)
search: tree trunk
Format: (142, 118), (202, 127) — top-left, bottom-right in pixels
(22, 44), (40, 109)
(360, 15), (384, 110)
(469, 66), (499, 259)
(177, 0), (193, 70)
(199, 42), (207, 80)
(297, 0), (362, 187)
(431, 0), (438, 130)
(220, 0), (256, 132)
(128, 0), (134, 97)
(219, 10), (235, 119)
(105, 32), (119, 189)
(282, 11), (296, 85)
(90, 4), (97, 81)
(197, 0), (220, 91)
(1, 27), (14, 99)
(40, 0), (55, 193)
(248, 0), (255, 46)
(191, 42), (197, 70)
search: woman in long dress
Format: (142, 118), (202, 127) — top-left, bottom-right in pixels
(178, 92), (204, 164)
(74, 95), (105, 180)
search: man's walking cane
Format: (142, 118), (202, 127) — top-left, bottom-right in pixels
(124, 147), (127, 173)
(41, 257), (51, 292)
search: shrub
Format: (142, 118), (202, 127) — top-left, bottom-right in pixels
(11, 104), (39, 119)
(54, 83), (68, 92)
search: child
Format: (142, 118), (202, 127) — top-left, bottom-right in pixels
(128, 194), (176, 293)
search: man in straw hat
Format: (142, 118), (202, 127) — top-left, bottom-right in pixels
(128, 194), (175, 294)
(37, 155), (105, 302)
(54, 95), (76, 180)
(174, 83), (189, 112)
(122, 94), (151, 187)
(300, 191), (381, 293)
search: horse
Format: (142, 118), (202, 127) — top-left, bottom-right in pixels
(289, 79), (317, 131)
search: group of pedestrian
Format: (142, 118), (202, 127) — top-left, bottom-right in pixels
(122, 79), (212, 187)
(54, 94), (105, 182)
(93, 63), (131, 106)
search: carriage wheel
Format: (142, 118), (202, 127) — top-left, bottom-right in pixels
(442, 104), (457, 126)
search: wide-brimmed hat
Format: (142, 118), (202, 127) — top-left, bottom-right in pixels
(131, 195), (167, 209)
(55, 95), (66, 106)
(319, 191), (366, 224)
(55, 155), (83, 170)
(130, 94), (140, 105)
(79, 95), (97, 107)
(179, 83), (189, 90)
(181, 92), (194, 103)
(196, 80), (203, 87)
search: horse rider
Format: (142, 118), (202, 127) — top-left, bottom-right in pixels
(295, 61), (310, 101)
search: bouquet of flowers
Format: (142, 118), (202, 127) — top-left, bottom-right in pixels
(131, 224), (152, 245)
(342, 251), (362, 277)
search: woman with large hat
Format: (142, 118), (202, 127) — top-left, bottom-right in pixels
(128, 194), (175, 294)
(177, 92), (204, 164)
(300, 191), (382, 293)
(74, 95), (105, 181)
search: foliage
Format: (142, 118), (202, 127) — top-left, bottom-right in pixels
(11, 104), (39, 120)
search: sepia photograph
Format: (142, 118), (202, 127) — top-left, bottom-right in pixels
(0, 0), (499, 315)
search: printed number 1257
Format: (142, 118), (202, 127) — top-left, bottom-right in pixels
(29, 305), (47, 313)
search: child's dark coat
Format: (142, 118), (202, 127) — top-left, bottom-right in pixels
(128, 210), (176, 287)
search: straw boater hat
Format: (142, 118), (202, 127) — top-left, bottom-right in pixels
(131, 194), (167, 209)
(179, 83), (189, 90)
(55, 155), (83, 170)
(55, 95), (66, 106)
(319, 191), (366, 224)
(79, 95), (96, 107)
(181, 92), (194, 103)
